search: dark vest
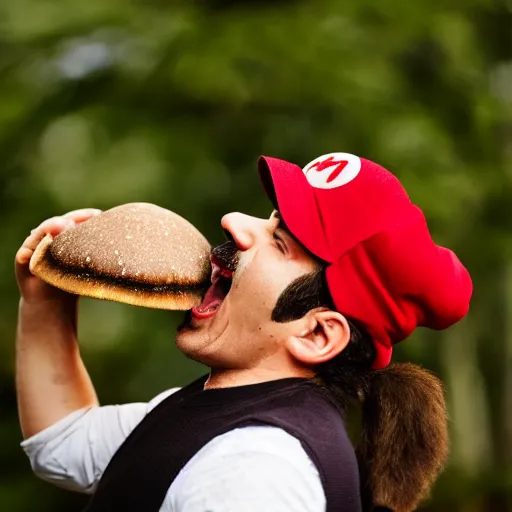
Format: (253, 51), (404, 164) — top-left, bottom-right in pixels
(83, 375), (362, 512)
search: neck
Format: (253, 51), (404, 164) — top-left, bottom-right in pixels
(204, 366), (314, 390)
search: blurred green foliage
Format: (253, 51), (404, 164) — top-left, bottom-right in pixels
(1, 0), (512, 510)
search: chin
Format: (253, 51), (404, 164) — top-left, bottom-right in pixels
(175, 326), (196, 352)
(175, 324), (210, 360)
(176, 324), (235, 369)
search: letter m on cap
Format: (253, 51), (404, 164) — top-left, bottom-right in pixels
(308, 156), (349, 184)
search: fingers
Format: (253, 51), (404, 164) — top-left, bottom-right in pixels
(25, 216), (72, 249)
(27, 209), (102, 244)
(15, 208), (103, 290)
(15, 247), (34, 267)
(62, 208), (102, 224)
(16, 218), (68, 269)
(17, 209), (102, 265)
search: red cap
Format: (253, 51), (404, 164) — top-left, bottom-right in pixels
(258, 153), (472, 369)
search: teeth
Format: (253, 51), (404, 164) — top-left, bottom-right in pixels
(197, 302), (221, 314)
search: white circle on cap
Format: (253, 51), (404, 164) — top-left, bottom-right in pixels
(303, 152), (361, 189)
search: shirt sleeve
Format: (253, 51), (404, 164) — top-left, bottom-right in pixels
(167, 426), (326, 512)
(20, 388), (179, 494)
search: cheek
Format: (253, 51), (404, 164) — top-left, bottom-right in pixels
(231, 267), (290, 323)
(233, 263), (280, 308)
(230, 250), (316, 325)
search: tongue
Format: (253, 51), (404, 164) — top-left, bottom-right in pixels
(195, 280), (225, 313)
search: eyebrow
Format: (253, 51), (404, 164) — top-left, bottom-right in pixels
(273, 211), (324, 264)
(274, 211), (290, 233)
(274, 211), (299, 252)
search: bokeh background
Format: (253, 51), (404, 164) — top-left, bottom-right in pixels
(1, 0), (511, 510)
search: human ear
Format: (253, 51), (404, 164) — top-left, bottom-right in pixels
(285, 310), (351, 365)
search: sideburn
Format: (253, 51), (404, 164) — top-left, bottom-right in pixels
(271, 269), (334, 322)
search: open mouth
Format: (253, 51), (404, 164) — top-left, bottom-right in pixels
(191, 255), (233, 320)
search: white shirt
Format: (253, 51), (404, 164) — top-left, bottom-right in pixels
(21, 388), (326, 512)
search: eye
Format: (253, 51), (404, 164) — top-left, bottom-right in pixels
(273, 231), (286, 254)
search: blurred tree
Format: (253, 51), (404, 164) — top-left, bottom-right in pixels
(1, 0), (511, 510)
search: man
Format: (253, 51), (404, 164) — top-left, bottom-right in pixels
(15, 152), (472, 512)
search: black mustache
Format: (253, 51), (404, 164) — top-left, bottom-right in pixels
(211, 241), (239, 272)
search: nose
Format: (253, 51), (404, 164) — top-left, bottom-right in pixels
(221, 212), (267, 251)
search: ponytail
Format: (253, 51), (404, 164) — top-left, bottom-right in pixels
(356, 363), (449, 512)
(318, 323), (449, 512)
(272, 268), (449, 511)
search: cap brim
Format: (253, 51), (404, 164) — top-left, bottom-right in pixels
(258, 156), (332, 263)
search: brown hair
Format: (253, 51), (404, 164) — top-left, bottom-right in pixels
(272, 269), (449, 512)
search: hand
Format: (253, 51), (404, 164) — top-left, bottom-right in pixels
(15, 209), (102, 304)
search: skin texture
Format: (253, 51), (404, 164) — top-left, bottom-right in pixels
(176, 211), (351, 389)
(15, 208), (451, 512)
(15, 209), (102, 439)
(15, 209), (351, 437)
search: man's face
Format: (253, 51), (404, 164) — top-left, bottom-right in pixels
(176, 211), (320, 369)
